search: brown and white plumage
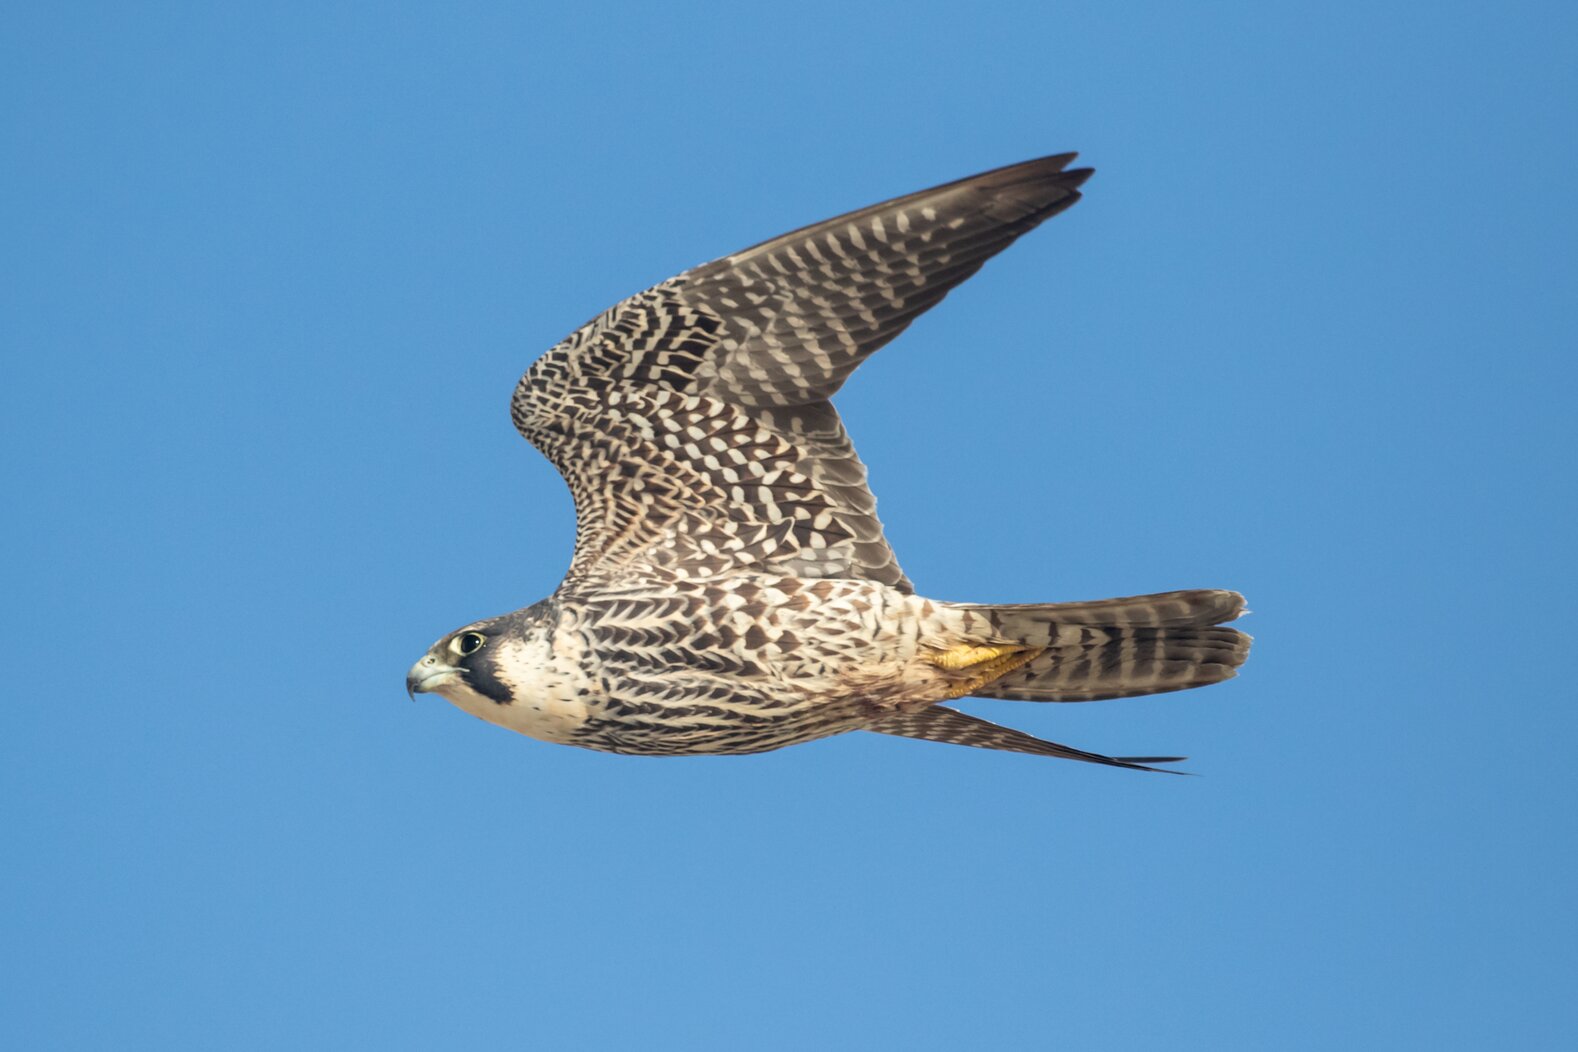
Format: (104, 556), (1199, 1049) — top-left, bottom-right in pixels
(407, 154), (1250, 769)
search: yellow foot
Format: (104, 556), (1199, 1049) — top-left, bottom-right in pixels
(926, 642), (1028, 671)
(923, 642), (1044, 700)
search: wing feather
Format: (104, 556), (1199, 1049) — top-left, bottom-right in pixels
(866, 706), (1184, 772)
(511, 154), (1093, 589)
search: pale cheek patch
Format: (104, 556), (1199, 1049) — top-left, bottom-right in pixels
(441, 635), (593, 745)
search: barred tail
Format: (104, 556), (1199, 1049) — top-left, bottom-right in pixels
(945, 589), (1251, 703)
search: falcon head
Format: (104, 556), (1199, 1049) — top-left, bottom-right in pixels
(406, 599), (592, 744)
(405, 617), (513, 706)
(404, 597), (573, 713)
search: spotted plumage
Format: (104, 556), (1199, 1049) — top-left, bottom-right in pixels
(407, 153), (1251, 770)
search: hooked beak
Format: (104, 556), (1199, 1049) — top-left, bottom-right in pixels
(406, 657), (463, 701)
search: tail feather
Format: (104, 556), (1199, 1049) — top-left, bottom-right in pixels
(952, 588), (1246, 635)
(866, 705), (1185, 773)
(944, 589), (1251, 703)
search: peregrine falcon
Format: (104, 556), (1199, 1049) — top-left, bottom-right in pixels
(407, 153), (1250, 770)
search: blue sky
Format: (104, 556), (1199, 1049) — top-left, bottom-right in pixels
(3, 2), (1575, 1048)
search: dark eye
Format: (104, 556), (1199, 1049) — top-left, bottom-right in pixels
(453, 632), (486, 657)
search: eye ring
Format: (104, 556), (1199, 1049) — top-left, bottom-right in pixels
(452, 632), (486, 657)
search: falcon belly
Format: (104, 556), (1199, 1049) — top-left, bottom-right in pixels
(407, 154), (1250, 770)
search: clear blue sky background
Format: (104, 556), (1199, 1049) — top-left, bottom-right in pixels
(4, 3), (1575, 1048)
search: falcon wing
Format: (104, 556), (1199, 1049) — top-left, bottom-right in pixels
(866, 706), (1185, 773)
(512, 153), (1092, 590)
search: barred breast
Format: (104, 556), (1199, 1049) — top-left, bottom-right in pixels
(563, 575), (926, 755)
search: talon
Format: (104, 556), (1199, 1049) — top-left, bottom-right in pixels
(926, 642), (1030, 671)
(924, 642), (1044, 699)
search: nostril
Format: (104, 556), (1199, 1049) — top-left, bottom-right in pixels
(423, 656), (436, 666)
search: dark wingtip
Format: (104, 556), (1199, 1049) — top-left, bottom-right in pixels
(1116, 755), (1191, 775)
(972, 151), (1089, 188)
(1025, 150), (1077, 170)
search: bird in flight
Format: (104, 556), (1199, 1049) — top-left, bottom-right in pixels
(407, 153), (1250, 770)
